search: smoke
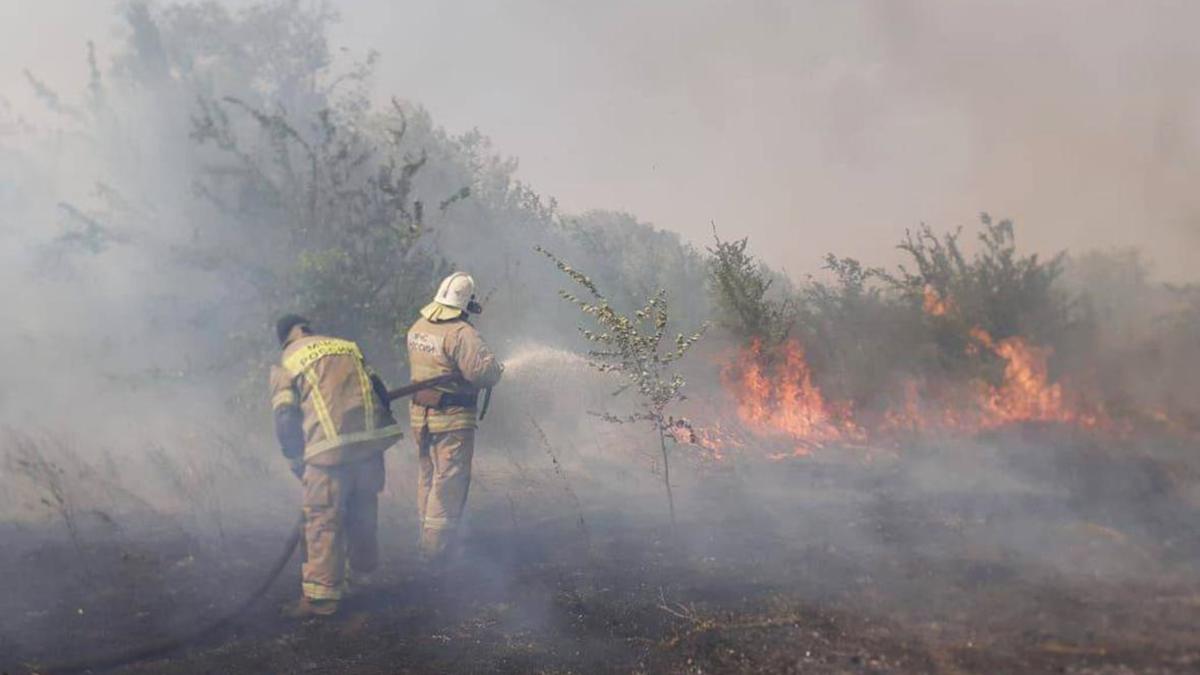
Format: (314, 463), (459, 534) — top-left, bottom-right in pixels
(324, 0), (1200, 282)
(6, 2), (1200, 283)
(0, 3), (1198, 670)
(858, 1), (1200, 278)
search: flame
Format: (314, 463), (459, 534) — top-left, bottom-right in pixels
(923, 284), (953, 317)
(702, 286), (1193, 458)
(880, 379), (960, 434)
(721, 338), (863, 454)
(970, 327), (1081, 427)
(667, 417), (738, 462)
(716, 314), (1109, 456)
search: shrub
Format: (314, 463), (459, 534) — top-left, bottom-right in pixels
(537, 246), (706, 526)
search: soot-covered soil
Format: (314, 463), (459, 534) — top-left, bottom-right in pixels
(3, 429), (1200, 674)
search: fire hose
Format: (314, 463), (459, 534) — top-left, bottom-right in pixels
(29, 374), (461, 674)
(29, 513), (305, 674)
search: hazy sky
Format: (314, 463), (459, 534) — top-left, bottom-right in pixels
(3, 1), (1199, 280)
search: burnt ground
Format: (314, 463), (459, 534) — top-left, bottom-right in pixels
(2, 427), (1200, 674)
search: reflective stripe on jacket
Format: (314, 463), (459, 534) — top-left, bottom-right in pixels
(270, 334), (402, 465)
(406, 316), (502, 433)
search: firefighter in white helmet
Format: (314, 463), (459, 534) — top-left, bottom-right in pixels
(406, 272), (503, 564)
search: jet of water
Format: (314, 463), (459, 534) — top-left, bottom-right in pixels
(502, 344), (591, 378)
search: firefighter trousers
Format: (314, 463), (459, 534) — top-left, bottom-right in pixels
(301, 452), (384, 601)
(414, 427), (475, 563)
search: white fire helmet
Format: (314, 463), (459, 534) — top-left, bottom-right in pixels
(434, 272), (476, 311)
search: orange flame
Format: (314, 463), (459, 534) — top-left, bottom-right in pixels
(667, 417), (739, 462)
(721, 338), (863, 455)
(701, 284), (1200, 458)
(971, 328), (1078, 427)
(923, 284), (953, 317)
(715, 296), (1115, 455)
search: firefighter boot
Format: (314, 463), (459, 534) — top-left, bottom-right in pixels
(281, 596), (339, 619)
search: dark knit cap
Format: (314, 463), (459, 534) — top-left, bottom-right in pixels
(275, 314), (311, 345)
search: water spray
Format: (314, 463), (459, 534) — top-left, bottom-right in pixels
(501, 344), (590, 377)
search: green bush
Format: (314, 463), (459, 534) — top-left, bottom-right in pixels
(706, 229), (796, 346)
(708, 214), (1092, 421)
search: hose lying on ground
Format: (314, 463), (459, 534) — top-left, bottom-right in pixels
(29, 513), (305, 674)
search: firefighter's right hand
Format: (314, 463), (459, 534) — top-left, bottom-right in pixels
(289, 458), (305, 480)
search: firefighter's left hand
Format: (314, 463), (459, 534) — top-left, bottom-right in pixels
(289, 458), (305, 480)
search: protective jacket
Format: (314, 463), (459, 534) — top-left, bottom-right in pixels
(270, 334), (403, 465)
(406, 315), (503, 433)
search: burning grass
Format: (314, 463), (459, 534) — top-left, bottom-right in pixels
(715, 315), (1148, 456)
(702, 217), (1199, 458)
(721, 338), (863, 455)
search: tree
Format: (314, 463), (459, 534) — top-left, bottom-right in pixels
(191, 94), (451, 361)
(537, 246), (706, 527)
(881, 213), (1072, 343)
(706, 228), (796, 346)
